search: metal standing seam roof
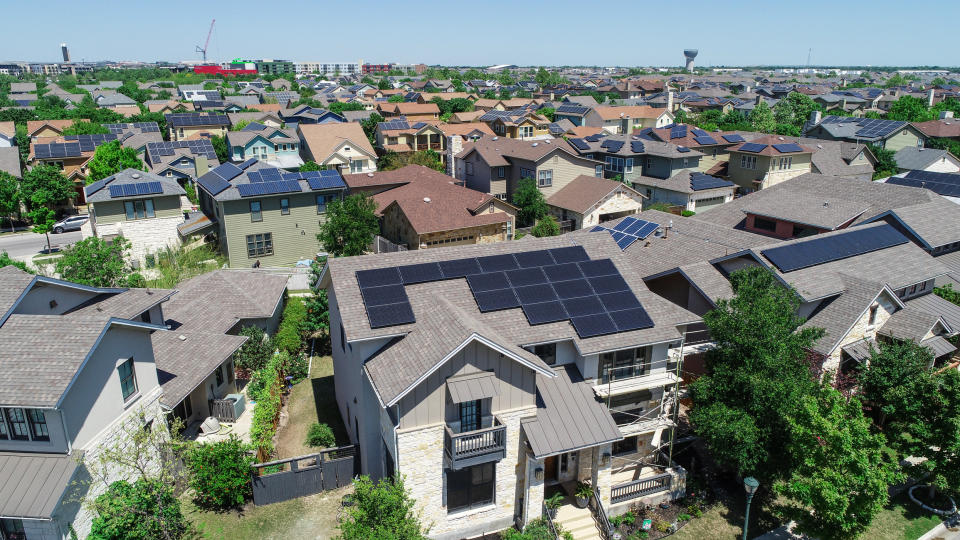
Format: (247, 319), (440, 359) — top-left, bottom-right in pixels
(446, 371), (500, 403)
(0, 452), (78, 519)
(521, 364), (622, 458)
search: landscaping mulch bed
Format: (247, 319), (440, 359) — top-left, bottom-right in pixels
(609, 495), (710, 539)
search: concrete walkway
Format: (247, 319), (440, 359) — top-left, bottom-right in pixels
(918, 517), (960, 540)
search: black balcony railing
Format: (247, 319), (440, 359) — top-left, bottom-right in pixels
(444, 416), (506, 469)
(610, 472), (672, 504)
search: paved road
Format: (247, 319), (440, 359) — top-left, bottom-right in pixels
(0, 230), (82, 262)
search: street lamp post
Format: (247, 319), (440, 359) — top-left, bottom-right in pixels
(742, 476), (760, 540)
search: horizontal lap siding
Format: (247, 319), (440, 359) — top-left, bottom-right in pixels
(222, 192), (327, 267)
(93, 195), (182, 225)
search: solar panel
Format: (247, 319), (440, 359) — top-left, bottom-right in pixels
(570, 313), (618, 338)
(694, 135), (718, 145)
(215, 163), (244, 182)
(588, 274), (630, 294)
(477, 254), (519, 273)
(772, 143), (803, 153)
(367, 301), (415, 329)
(514, 284), (558, 304)
(246, 172), (263, 183)
(108, 185), (125, 198)
(578, 259), (618, 278)
(601, 140), (624, 153)
(739, 142), (767, 153)
(86, 178), (109, 197)
(235, 183), (266, 197)
(689, 172), (735, 191)
(439, 258), (482, 278)
(598, 292), (641, 311)
(513, 249), (555, 268)
(543, 262), (583, 282)
(677, 146), (691, 153)
(467, 272), (510, 293)
(505, 267), (548, 287)
(549, 246), (589, 264)
(561, 295), (605, 317)
(569, 138), (590, 151)
(136, 181), (163, 195)
(356, 267), (401, 289)
(760, 224), (909, 273)
(260, 168), (283, 181)
(722, 134), (745, 143)
(691, 128), (709, 136)
(398, 262), (444, 284)
(196, 170), (231, 196)
(361, 284), (409, 307)
(521, 301), (568, 325)
(552, 279), (593, 299)
(473, 289), (520, 312)
(888, 170), (960, 197)
(608, 307), (655, 332)
(631, 141), (645, 153)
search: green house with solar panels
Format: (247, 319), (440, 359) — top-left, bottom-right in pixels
(193, 159), (347, 267)
(84, 169), (188, 265)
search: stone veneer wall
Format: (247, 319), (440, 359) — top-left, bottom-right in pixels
(395, 406), (535, 540)
(822, 293), (895, 373)
(577, 444), (613, 507)
(84, 215), (183, 265)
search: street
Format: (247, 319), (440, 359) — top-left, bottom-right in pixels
(0, 230), (82, 262)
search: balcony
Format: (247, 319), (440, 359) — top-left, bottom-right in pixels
(611, 472), (673, 504)
(594, 362), (680, 398)
(444, 416), (506, 469)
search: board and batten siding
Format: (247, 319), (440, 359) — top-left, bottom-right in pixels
(92, 195), (182, 225)
(397, 340), (537, 430)
(220, 191), (330, 267)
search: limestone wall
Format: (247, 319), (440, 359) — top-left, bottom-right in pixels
(92, 215), (183, 265)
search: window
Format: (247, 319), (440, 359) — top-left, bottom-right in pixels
(249, 201), (262, 222)
(595, 164), (603, 177)
(140, 310), (152, 324)
(317, 194), (337, 213)
(280, 198), (290, 215)
(525, 343), (557, 365)
(124, 199), (155, 220)
(497, 166), (505, 178)
(350, 159), (366, 173)
(645, 157), (652, 169)
(560, 453), (569, 474)
(246, 233), (273, 257)
(682, 157), (689, 168)
(1, 519), (26, 540)
(609, 390), (653, 425)
(28, 409), (49, 441)
(868, 304), (879, 326)
(465, 162), (474, 175)
(752, 217), (777, 232)
(740, 155), (757, 170)
(625, 157), (634, 173)
(3, 409), (28, 440)
(778, 156), (793, 170)
(458, 400), (481, 432)
(0, 412), (6, 440)
(613, 436), (638, 456)
(605, 156), (625, 172)
(447, 463), (495, 512)
(537, 169), (553, 187)
(215, 365), (224, 386)
(598, 347), (650, 383)
(519, 125), (533, 138)
(520, 167), (535, 179)
(118, 358), (138, 401)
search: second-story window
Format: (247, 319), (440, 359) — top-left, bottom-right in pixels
(250, 201), (262, 222)
(459, 399), (481, 432)
(497, 166), (504, 178)
(28, 409), (49, 441)
(215, 365), (224, 386)
(595, 165), (603, 177)
(317, 194), (337, 214)
(537, 169), (552, 187)
(280, 198), (290, 215)
(525, 343), (556, 365)
(124, 199), (155, 220)
(118, 358), (138, 402)
(868, 304), (879, 326)
(598, 347), (650, 384)
(3, 408), (29, 440)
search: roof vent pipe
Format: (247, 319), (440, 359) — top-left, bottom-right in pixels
(423, 197), (431, 203)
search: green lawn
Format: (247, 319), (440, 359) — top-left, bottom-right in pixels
(275, 355), (349, 459)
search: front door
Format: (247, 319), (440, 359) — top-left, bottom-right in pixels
(544, 455), (558, 483)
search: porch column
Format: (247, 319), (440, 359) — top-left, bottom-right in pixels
(591, 447), (599, 489)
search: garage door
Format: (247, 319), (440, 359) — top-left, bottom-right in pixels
(693, 196), (725, 210)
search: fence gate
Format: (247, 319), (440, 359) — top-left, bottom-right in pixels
(251, 445), (356, 506)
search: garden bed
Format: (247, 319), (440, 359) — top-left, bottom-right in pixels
(609, 496), (708, 539)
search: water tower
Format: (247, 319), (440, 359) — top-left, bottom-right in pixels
(683, 49), (698, 71)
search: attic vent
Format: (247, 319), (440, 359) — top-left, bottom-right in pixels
(367, 172), (374, 177)
(492, 136), (498, 141)
(131, 173), (142, 179)
(823, 201), (829, 207)
(423, 197), (431, 203)
(543, 139), (551, 143)
(777, 136), (784, 141)
(531, 143), (538, 147)
(817, 144), (823, 149)
(178, 334), (187, 341)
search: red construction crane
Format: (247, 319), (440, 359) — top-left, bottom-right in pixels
(195, 19), (216, 62)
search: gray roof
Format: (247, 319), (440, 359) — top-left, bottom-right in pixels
(521, 364), (623, 458)
(0, 266), (35, 321)
(95, 93), (137, 107)
(878, 305), (943, 342)
(894, 146), (953, 171)
(85, 169), (185, 203)
(572, 134), (703, 159)
(225, 95), (262, 107)
(841, 337), (876, 363)
(743, 192), (868, 230)
(0, 452), (78, 519)
(10, 82), (37, 93)
(802, 276), (887, 355)
(630, 170), (734, 196)
(162, 270), (288, 334)
(446, 371), (499, 403)
(0, 146), (22, 178)
(154, 330), (247, 408)
(225, 127), (297, 148)
(905, 293), (960, 335)
(921, 335), (956, 357)
(873, 198), (960, 249)
(343, 110), (375, 122)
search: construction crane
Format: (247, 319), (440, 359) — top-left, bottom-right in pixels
(195, 19), (215, 62)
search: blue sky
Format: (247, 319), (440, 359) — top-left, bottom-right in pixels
(5, 1), (957, 67)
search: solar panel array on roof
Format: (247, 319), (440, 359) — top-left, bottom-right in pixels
(104, 122), (161, 134)
(163, 113), (230, 127)
(886, 170), (960, 197)
(630, 140), (645, 153)
(353, 246), (653, 338)
(601, 140), (624, 153)
(760, 224), (909, 273)
(145, 140), (218, 160)
(772, 143), (804, 153)
(739, 142), (768, 153)
(107, 181), (163, 199)
(379, 119), (411, 131)
(820, 115), (907, 139)
(196, 162), (240, 196)
(569, 138), (590, 151)
(556, 104), (591, 115)
(691, 128), (709, 137)
(34, 142), (83, 159)
(584, 134), (606, 142)
(670, 125), (688, 139)
(721, 134), (745, 143)
(236, 180), (303, 197)
(693, 135), (718, 145)
(590, 216), (660, 251)
(689, 172), (735, 191)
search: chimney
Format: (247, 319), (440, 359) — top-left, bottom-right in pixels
(841, 98), (847, 110)
(810, 110), (822, 125)
(447, 135), (463, 179)
(927, 88), (935, 108)
(941, 111), (954, 120)
(745, 85), (751, 93)
(666, 90), (674, 112)
(840, 78), (847, 87)
(755, 95), (762, 106)
(196, 155), (209, 177)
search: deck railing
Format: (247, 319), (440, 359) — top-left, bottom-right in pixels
(590, 487), (613, 539)
(444, 416), (506, 469)
(610, 472), (672, 504)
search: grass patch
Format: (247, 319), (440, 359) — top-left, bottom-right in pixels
(146, 242), (225, 288)
(32, 253), (62, 264)
(274, 356), (349, 459)
(183, 486), (349, 540)
(860, 491), (942, 540)
(286, 289), (312, 295)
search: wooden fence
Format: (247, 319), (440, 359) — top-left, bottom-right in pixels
(251, 445), (357, 506)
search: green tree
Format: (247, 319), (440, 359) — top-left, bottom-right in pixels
(62, 120), (110, 135)
(887, 95), (932, 122)
(511, 177), (548, 227)
(300, 161), (322, 172)
(931, 77), (947, 87)
(689, 267), (823, 481)
(387, 94), (405, 103)
(230, 119), (251, 131)
(775, 386), (901, 539)
(317, 193), (379, 257)
(531, 215), (560, 237)
(88, 479), (188, 540)
(211, 135), (228, 163)
(360, 112), (384, 146)
(407, 150), (444, 172)
(55, 235), (131, 287)
(538, 107), (555, 122)
(234, 326), (273, 372)
(338, 476), (427, 540)
(87, 140), (146, 183)
(868, 144), (898, 180)
(902, 369), (960, 498)
(772, 93), (821, 131)
(859, 340), (934, 429)
(749, 100), (776, 133)
(934, 282), (960, 306)
(0, 251), (31, 273)
(0, 170), (20, 232)
(184, 436), (254, 510)
(21, 163), (75, 208)
(378, 79), (391, 90)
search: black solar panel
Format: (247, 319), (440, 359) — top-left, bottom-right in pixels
(356, 267), (401, 288)
(552, 279), (593, 299)
(513, 249), (555, 268)
(722, 134), (745, 143)
(689, 173), (735, 191)
(561, 295), (605, 317)
(398, 262), (444, 284)
(361, 284), (409, 307)
(761, 224), (909, 273)
(571, 313), (618, 338)
(739, 142), (767, 153)
(772, 143), (803, 153)
(549, 246), (589, 264)
(543, 262), (584, 282)
(608, 307), (655, 332)
(588, 275), (630, 294)
(514, 284), (558, 304)
(569, 138), (590, 151)
(477, 254), (519, 273)
(888, 170), (960, 197)
(473, 288), (520, 313)
(505, 267), (548, 287)
(630, 140), (645, 153)
(196, 170), (231, 196)
(578, 259), (618, 278)
(522, 301), (568, 325)
(601, 140), (624, 153)
(467, 272), (510, 293)
(439, 258), (482, 278)
(598, 292), (641, 311)
(677, 146), (691, 153)
(367, 301), (415, 329)
(694, 135), (718, 145)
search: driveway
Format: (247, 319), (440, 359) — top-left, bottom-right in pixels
(0, 230), (83, 262)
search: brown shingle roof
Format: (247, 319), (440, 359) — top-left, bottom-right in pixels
(912, 118), (960, 139)
(547, 175), (643, 214)
(456, 136), (581, 166)
(299, 122), (376, 162)
(593, 105), (665, 121)
(26, 119), (84, 137)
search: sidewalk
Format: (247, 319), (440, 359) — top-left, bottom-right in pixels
(919, 519), (960, 540)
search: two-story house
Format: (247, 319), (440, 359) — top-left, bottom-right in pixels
(456, 137), (603, 202)
(103, 122), (164, 155)
(320, 233), (693, 540)
(479, 109), (552, 140)
(725, 135), (814, 192)
(0, 121), (17, 147)
(377, 102), (441, 123)
(26, 120), (85, 141)
(81, 169), (188, 265)
(582, 106), (674, 134)
(226, 124), (304, 170)
(545, 175), (645, 231)
(298, 122), (377, 175)
(164, 113), (229, 141)
(803, 112), (927, 152)
(28, 134), (119, 205)
(194, 161), (348, 267)
(145, 139), (219, 185)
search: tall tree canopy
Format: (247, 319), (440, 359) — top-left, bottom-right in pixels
(511, 177), (547, 227)
(317, 193), (379, 257)
(55, 235), (131, 287)
(87, 140), (146, 184)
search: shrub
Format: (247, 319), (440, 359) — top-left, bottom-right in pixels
(339, 476), (426, 539)
(273, 297), (307, 354)
(687, 504), (703, 518)
(185, 436), (254, 509)
(611, 511), (636, 527)
(235, 326), (272, 372)
(680, 210), (696, 217)
(306, 422), (336, 448)
(678, 513), (691, 521)
(249, 354), (283, 453)
(278, 350), (309, 384)
(88, 479), (187, 540)
(125, 272), (146, 287)
(654, 520), (671, 533)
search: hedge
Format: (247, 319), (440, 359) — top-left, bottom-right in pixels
(185, 436), (254, 509)
(273, 296), (307, 355)
(250, 355), (283, 455)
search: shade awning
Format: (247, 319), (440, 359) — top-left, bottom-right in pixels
(446, 371), (499, 404)
(841, 338), (877, 363)
(0, 452), (77, 519)
(921, 335), (957, 358)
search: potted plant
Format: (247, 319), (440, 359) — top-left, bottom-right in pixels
(545, 492), (564, 518)
(575, 481), (593, 508)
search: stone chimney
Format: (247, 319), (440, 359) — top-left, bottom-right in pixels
(745, 84), (751, 93)
(840, 77), (847, 88)
(447, 135), (462, 179)
(941, 111), (954, 120)
(666, 90), (674, 112)
(928, 88), (936, 107)
(810, 110), (822, 125)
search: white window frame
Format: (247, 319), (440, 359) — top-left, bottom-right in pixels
(625, 158), (634, 173)
(537, 169), (553, 187)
